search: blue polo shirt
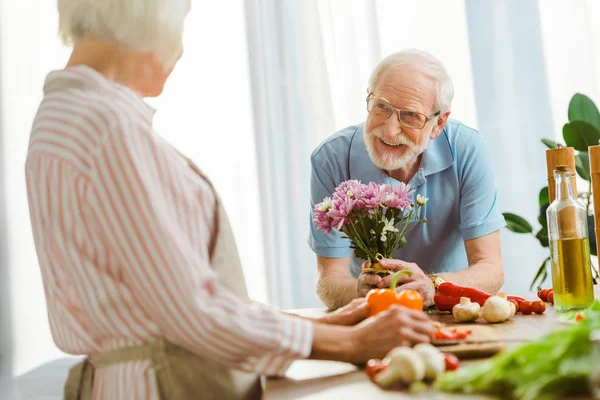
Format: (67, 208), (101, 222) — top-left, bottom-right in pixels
(308, 120), (506, 278)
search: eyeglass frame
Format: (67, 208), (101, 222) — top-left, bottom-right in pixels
(366, 93), (441, 129)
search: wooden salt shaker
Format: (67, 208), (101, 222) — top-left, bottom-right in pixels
(588, 143), (600, 257)
(546, 144), (577, 203)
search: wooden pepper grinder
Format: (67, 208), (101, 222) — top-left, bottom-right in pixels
(546, 144), (578, 203)
(589, 142), (600, 257)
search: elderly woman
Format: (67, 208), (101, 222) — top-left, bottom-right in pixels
(25, 1), (435, 399)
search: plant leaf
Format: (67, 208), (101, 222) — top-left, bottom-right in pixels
(541, 138), (559, 149)
(539, 186), (549, 207)
(563, 121), (600, 152)
(588, 215), (597, 257)
(503, 213), (533, 234)
(530, 257), (550, 291)
(535, 227), (549, 248)
(575, 152), (591, 181)
(568, 93), (600, 132)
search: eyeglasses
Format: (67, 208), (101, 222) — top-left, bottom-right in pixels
(366, 94), (441, 129)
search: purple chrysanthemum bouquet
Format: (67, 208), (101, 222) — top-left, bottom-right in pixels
(313, 180), (428, 276)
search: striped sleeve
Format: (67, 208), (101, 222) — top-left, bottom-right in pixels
(85, 118), (312, 376)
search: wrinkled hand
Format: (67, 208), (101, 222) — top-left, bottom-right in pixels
(349, 305), (435, 364)
(320, 298), (370, 326)
(377, 259), (436, 308)
(356, 261), (404, 298)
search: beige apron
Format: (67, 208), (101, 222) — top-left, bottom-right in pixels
(45, 77), (261, 400)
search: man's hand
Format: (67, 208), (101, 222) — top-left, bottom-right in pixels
(320, 298), (370, 326)
(378, 258), (435, 308)
(356, 261), (404, 298)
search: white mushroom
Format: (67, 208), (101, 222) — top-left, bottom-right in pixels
(413, 343), (445, 381)
(373, 347), (425, 388)
(497, 292), (516, 317)
(452, 297), (481, 322)
(482, 294), (513, 323)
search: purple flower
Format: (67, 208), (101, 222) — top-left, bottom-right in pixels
(313, 197), (333, 233)
(333, 180), (362, 201)
(355, 181), (382, 213)
(381, 182), (414, 211)
(328, 195), (356, 230)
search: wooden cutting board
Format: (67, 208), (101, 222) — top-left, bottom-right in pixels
(433, 324), (506, 359)
(436, 342), (506, 359)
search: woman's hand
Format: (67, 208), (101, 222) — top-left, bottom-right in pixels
(319, 298), (370, 326)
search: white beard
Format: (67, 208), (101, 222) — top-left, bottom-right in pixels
(364, 126), (431, 171)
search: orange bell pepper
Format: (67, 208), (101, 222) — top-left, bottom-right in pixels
(366, 269), (423, 317)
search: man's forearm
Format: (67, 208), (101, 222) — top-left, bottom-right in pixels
(317, 275), (357, 311)
(438, 261), (504, 294)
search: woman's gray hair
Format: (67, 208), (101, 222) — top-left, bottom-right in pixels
(58, 0), (191, 69)
(368, 49), (455, 113)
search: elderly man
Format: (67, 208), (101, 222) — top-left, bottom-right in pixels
(309, 49), (506, 311)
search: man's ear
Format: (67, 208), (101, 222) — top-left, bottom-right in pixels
(430, 110), (451, 139)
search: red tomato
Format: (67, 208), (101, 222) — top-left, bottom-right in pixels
(508, 299), (520, 312)
(365, 359), (388, 379)
(547, 290), (554, 305)
(444, 353), (460, 371)
(435, 328), (472, 341)
(537, 288), (549, 302)
(531, 301), (546, 314)
(434, 329), (456, 341)
(519, 301), (533, 314)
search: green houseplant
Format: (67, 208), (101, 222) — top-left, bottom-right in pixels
(503, 93), (600, 289)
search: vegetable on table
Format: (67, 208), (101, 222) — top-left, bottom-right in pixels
(434, 327), (472, 341)
(481, 294), (513, 323)
(373, 347), (425, 388)
(435, 300), (600, 400)
(531, 300), (546, 314)
(366, 270), (423, 317)
(508, 298), (520, 312)
(518, 300), (546, 315)
(452, 297), (481, 322)
(371, 344), (446, 388)
(414, 343), (446, 381)
(498, 292), (516, 317)
(519, 301), (534, 315)
(433, 282), (525, 311)
(537, 287), (551, 302)
(365, 358), (388, 380)
(443, 353), (460, 371)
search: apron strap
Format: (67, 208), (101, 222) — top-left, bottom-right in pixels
(64, 341), (166, 400)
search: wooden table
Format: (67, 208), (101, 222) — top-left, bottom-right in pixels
(263, 287), (600, 399)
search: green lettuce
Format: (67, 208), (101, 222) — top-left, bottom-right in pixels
(435, 300), (600, 400)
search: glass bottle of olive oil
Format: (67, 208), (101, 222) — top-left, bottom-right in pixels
(547, 165), (595, 311)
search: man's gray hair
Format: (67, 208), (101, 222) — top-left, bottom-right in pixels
(57, 0), (191, 69)
(368, 49), (455, 113)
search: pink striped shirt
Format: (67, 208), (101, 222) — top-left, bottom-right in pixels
(25, 66), (312, 399)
